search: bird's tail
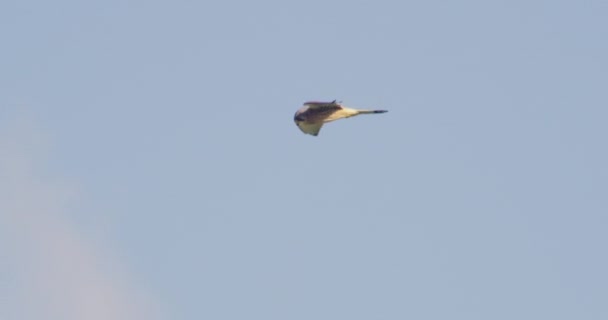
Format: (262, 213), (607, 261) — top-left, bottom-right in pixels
(330, 107), (388, 122)
(357, 109), (388, 114)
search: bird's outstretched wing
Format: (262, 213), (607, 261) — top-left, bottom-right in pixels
(296, 121), (323, 136)
(302, 100), (341, 109)
(298, 100), (342, 125)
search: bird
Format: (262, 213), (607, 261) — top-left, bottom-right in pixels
(293, 100), (388, 136)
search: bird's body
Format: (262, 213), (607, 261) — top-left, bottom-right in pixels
(294, 100), (387, 136)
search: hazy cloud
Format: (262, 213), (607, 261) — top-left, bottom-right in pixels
(0, 115), (160, 320)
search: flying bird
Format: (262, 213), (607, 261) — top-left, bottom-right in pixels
(294, 100), (387, 136)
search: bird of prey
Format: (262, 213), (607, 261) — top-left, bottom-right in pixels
(294, 100), (388, 136)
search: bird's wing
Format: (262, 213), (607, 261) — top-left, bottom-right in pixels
(296, 121), (323, 136)
(302, 100), (341, 110)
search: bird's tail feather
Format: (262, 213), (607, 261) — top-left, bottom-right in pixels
(357, 109), (388, 114)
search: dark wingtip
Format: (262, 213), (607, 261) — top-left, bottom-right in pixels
(374, 110), (388, 113)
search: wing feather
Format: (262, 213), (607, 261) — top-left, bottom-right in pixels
(302, 100), (341, 109)
(296, 121), (323, 136)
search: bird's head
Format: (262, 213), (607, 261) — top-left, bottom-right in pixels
(294, 112), (305, 123)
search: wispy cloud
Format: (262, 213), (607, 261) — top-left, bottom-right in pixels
(0, 115), (160, 320)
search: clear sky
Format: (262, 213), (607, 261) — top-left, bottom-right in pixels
(1, 1), (607, 319)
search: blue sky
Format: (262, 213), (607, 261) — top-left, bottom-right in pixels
(1, 1), (607, 319)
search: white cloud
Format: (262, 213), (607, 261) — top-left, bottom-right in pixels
(0, 115), (161, 320)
